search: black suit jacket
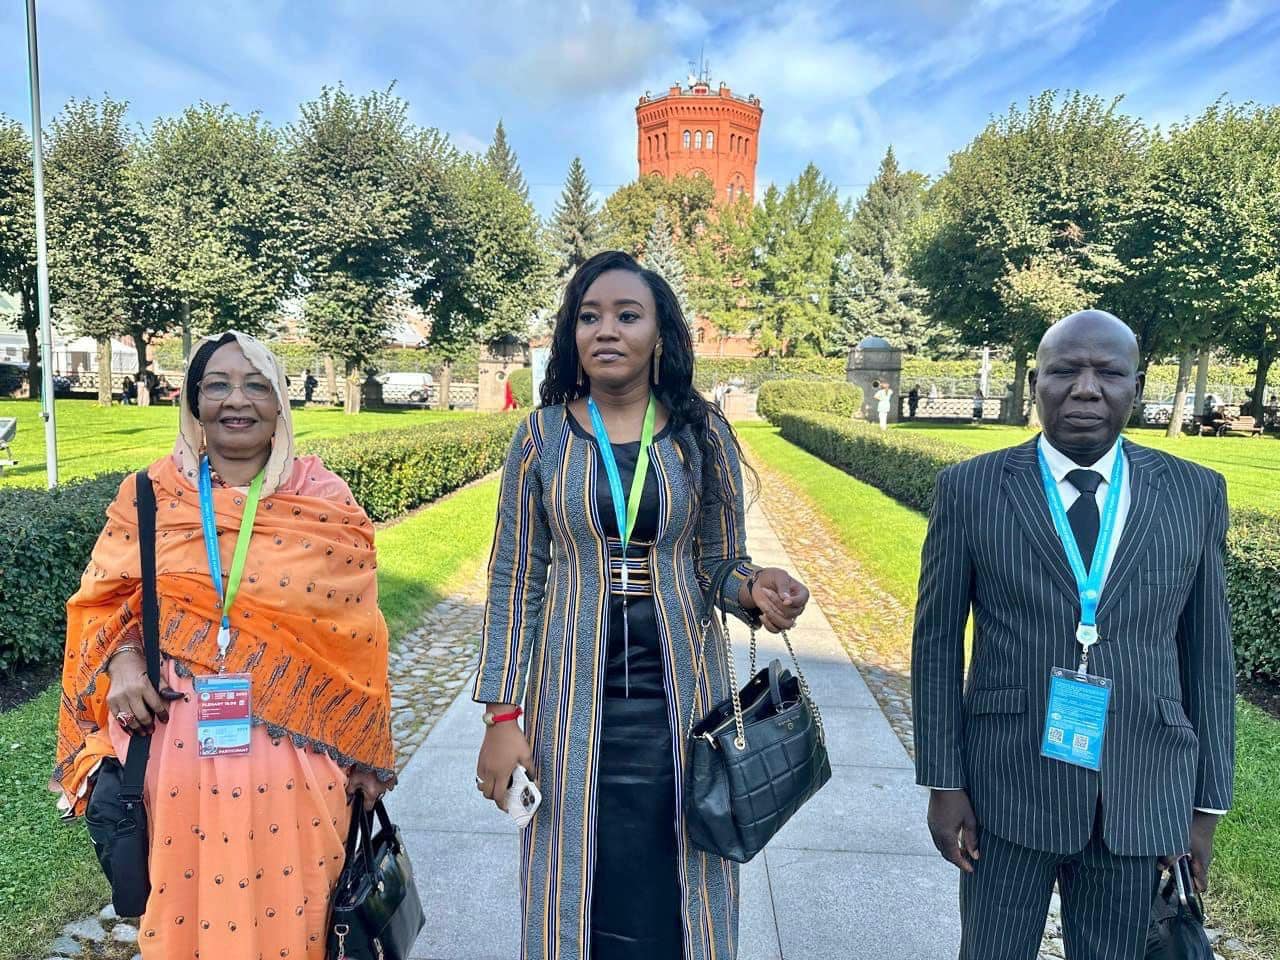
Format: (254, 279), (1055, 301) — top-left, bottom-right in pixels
(911, 438), (1235, 857)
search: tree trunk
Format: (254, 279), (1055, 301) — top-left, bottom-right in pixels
(181, 301), (193, 362)
(1007, 351), (1028, 426)
(1166, 349), (1194, 438)
(24, 319), (40, 401)
(97, 338), (113, 407)
(1250, 353), (1272, 429)
(344, 362), (361, 415)
(324, 356), (337, 405)
(133, 331), (151, 406)
(439, 361), (453, 410)
(1192, 347), (1210, 420)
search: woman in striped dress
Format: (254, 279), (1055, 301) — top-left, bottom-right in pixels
(473, 251), (810, 960)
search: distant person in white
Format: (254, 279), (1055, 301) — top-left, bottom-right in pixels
(874, 382), (893, 431)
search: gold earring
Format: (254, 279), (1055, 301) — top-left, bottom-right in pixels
(577, 362), (585, 388)
(652, 343), (663, 387)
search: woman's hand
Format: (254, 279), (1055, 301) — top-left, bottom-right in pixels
(745, 567), (810, 633)
(476, 712), (535, 811)
(347, 768), (395, 812)
(105, 648), (181, 736)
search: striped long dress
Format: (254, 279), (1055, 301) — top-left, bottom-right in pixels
(474, 403), (759, 960)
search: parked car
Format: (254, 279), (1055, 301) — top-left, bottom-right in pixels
(376, 371), (435, 403)
(1142, 395), (1195, 426)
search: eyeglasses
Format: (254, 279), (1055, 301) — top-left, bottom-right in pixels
(199, 378), (274, 402)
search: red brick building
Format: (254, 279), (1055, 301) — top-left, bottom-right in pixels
(637, 65), (763, 357)
(635, 65), (763, 204)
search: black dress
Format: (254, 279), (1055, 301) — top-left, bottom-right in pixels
(582, 424), (684, 960)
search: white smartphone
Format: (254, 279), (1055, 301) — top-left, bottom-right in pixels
(505, 765), (542, 828)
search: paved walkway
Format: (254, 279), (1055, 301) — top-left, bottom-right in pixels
(385, 497), (960, 959)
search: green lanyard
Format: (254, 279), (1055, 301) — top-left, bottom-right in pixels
(586, 395), (657, 549)
(199, 457), (265, 662)
(586, 394), (657, 697)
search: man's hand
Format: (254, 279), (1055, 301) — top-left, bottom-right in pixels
(928, 789), (981, 874)
(1188, 811), (1219, 893)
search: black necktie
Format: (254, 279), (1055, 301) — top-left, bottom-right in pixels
(1065, 469), (1103, 570)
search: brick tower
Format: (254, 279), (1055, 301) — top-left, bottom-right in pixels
(635, 60), (763, 203)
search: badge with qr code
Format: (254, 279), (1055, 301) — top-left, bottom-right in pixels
(1041, 667), (1111, 771)
(194, 674), (252, 758)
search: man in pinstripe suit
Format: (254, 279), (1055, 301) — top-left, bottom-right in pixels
(911, 310), (1235, 960)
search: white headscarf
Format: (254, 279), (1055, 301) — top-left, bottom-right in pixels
(173, 331), (296, 496)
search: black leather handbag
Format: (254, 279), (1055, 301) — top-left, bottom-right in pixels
(326, 795), (426, 960)
(1145, 856), (1214, 960)
(685, 557), (831, 864)
(85, 469), (160, 918)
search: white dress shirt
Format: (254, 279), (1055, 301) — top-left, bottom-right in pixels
(936, 436), (1224, 814)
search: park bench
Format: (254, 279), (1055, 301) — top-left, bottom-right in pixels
(0, 417), (16, 475)
(1197, 414), (1263, 438)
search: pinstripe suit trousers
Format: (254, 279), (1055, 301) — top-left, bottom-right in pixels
(960, 815), (1157, 960)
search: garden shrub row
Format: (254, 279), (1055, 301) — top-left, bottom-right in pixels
(776, 409), (1280, 680)
(757, 380), (862, 426)
(0, 414), (520, 670)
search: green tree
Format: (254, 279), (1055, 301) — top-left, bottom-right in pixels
(836, 147), (944, 355)
(548, 156), (599, 282)
(45, 97), (176, 405)
(640, 204), (691, 319)
(688, 195), (761, 351)
(912, 91), (1145, 420)
(133, 103), (297, 353)
(755, 164), (847, 357)
(485, 119), (528, 202)
(289, 86), (413, 413)
(600, 174), (715, 256)
(0, 117), (40, 395)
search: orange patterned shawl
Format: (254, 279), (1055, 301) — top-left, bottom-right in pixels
(53, 455), (393, 814)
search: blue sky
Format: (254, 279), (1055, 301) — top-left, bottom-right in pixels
(3, 0), (1279, 217)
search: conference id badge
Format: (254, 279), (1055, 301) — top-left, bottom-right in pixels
(194, 674), (253, 758)
(1041, 667), (1111, 771)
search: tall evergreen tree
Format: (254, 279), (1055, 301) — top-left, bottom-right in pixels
(835, 147), (946, 354)
(689, 195), (761, 350)
(549, 156), (599, 281)
(485, 119), (528, 202)
(641, 204), (690, 321)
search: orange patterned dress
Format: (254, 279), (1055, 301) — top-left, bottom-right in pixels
(54, 455), (394, 959)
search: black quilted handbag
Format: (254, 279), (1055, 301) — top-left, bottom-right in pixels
(1145, 856), (1214, 960)
(326, 795), (425, 960)
(685, 557), (831, 863)
(85, 469), (160, 918)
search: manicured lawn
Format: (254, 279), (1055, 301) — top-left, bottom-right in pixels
(0, 399), (468, 488)
(894, 421), (1280, 513)
(0, 476), (497, 960)
(742, 422), (1280, 956)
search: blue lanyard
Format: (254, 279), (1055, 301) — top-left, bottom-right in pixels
(198, 456), (264, 663)
(1037, 439), (1126, 669)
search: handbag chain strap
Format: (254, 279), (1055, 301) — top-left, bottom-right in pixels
(688, 558), (827, 751)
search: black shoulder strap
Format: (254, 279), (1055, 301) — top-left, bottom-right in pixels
(120, 469), (160, 802)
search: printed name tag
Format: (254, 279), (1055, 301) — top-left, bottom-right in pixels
(194, 674), (253, 758)
(1041, 667), (1111, 771)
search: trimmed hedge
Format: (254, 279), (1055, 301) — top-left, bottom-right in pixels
(1225, 512), (1280, 679)
(758, 380), (862, 426)
(307, 414), (520, 523)
(777, 409), (1280, 680)
(0, 474), (128, 670)
(0, 415), (520, 669)
(508, 368), (533, 408)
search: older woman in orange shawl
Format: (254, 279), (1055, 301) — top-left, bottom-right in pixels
(52, 332), (395, 959)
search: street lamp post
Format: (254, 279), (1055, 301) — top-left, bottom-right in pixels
(25, 0), (59, 488)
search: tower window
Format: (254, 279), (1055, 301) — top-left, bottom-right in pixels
(694, 131), (702, 150)
(727, 184), (734, 201)
(706, 131), (714, 150)
(683, 130), (691, 149)
(729, 133), (736, 151)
